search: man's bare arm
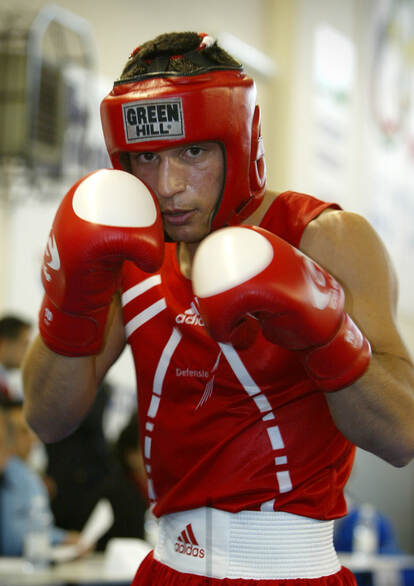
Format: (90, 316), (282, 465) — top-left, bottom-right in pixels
(22, 295), (126, 443)
(300, 210), (414, 467)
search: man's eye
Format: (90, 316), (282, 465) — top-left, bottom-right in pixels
(186, 146), (203, 157)
(137, 152), (156, 162)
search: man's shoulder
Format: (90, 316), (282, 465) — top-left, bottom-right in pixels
(249, 189), (340, 248)
(243, 189), (280, 226)
(246, 189), (339, 226)
(301, 209), (372, 247)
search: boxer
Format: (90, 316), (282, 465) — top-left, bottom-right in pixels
(23, 32), (414, 585)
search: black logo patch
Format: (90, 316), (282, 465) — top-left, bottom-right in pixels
(122, 98), (185, 143)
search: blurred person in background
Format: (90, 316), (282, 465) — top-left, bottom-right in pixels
(5, 399), (38, 463)
(0, 400), (81, 556)
(45, 380), (115, 533)
(46, 391), (149, 550)
(0, 315), (31, 401)
(98, 410), (149, 550)
(334, 495), (402, 556)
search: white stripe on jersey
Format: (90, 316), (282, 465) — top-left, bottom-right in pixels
(267, 426), (285, 450)
(122, 274), (161, 306)
(277, 470), (293, 493)
(153, 327), (182, 396)
(219, 343), (293, 501)
(145, 327), (183, 502)
(125, 298), (167, 338)
(219, 343), (261, 397)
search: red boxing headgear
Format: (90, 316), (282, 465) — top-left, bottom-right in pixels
(100, 69), (266, 231)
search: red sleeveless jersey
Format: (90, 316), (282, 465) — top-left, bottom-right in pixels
(121, 191), (354, 520)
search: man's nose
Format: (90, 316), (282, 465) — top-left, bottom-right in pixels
(157, 156), (186, 198)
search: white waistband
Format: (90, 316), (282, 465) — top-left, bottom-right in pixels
(154, 507), (341, 580)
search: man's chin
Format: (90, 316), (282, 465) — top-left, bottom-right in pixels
(164, 224), (210, 244)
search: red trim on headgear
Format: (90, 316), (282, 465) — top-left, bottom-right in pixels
(100, 70), (266, 231)
(129, 46), (141, 58)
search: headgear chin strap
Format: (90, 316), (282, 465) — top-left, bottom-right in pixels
(100, 68), (266, 231)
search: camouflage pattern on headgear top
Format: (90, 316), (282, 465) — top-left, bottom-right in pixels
(100, 33), (266, 232)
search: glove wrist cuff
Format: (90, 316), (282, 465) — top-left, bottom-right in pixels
(302, 313), (371, 392)
(38, 294), (109, 356)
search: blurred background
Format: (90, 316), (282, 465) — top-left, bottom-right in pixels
(0, 0), (413, 554)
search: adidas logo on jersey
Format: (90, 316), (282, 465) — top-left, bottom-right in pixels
(175, 523), (205, 558)
(175, 307), (205, 327)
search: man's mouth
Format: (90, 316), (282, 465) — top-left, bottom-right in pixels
(162, 209), (195, 226)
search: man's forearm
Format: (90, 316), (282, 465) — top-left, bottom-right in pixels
(326, 351), (414, 467)
(22, 335), (98, 443)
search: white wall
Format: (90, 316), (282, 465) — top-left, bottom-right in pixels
(12, 0), (269, 81)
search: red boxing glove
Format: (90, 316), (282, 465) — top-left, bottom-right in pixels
(39, 169), (164, 356)
(192, 225), (371, 392)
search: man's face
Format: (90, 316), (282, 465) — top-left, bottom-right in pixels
(129, 141), (224, 243)
(0, 327), (31, 369)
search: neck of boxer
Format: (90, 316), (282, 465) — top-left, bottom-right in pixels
(178, 242), (195, 279)
(178, 189), (278, 279)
